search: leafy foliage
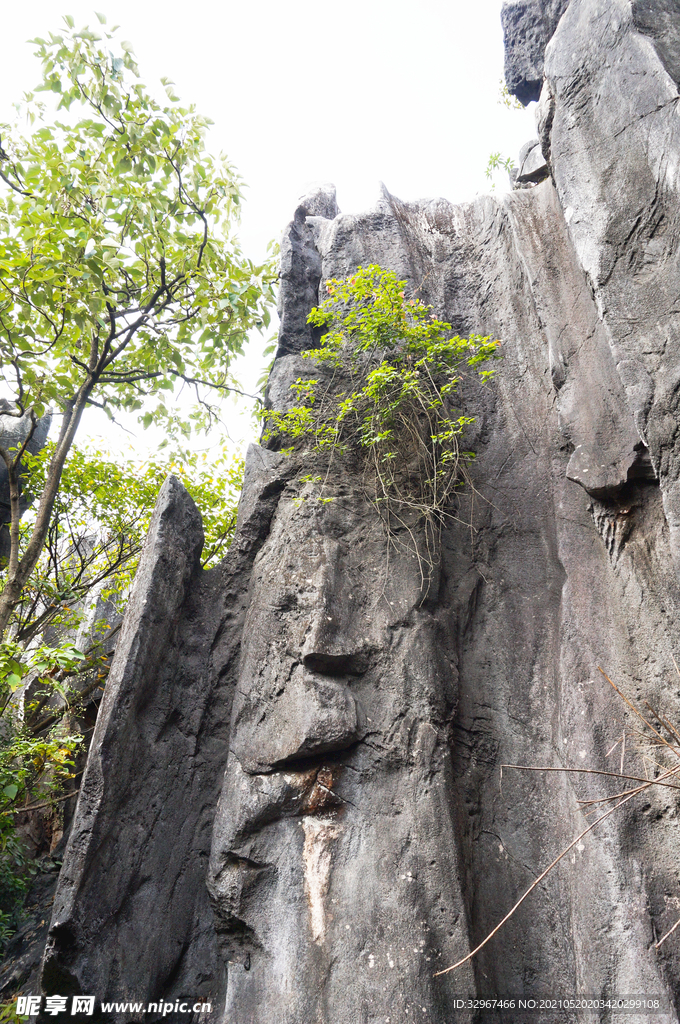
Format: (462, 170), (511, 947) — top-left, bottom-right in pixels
(0, 15), (274, 432)
(13, 442), (243, 644)
(0, 1000), (28, 1023)
(0, 639), (84, 946)
(485, 151), (516, 190)
(0, 13), (262, 955)
(0, 15), (273, 639)
(498, 79), (524, 110)
(264, 265), (499, 551)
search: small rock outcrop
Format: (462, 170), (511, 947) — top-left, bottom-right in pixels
(19, 2), (680, 1021)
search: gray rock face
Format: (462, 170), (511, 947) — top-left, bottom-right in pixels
(544, 0), (680, 559)
(38, 460), (291, 1020)
(274, 184), (338, 360)
(501, 0), (571, 103)
(632, 0), (680, 85)
(29, 2), (680, 1022)
(516, 138), (549, 184)
(208, 490), (473, 1023)
(40, 476), (212, 1011)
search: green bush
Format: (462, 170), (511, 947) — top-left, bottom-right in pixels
(265, 264), (499, 540)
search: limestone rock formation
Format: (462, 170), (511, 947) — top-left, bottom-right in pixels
(501, 0), (570, 104)
(207, 486), (472, 1022)
(515, 138), (549, 185)
(23, 1), (680, 1021)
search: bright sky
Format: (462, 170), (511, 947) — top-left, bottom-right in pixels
(0, 0), (536, 460)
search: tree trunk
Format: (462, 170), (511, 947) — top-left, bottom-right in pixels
(0, 385), (92, 639)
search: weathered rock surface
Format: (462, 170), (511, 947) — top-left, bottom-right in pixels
(501, 0), (571, 104)
(36, 459), (291, 1021)
(208, 486), (473, 1023)
(23, 2), (680, 1022)
(515, 138), (549, 184)
(39, 476), (214, 1016)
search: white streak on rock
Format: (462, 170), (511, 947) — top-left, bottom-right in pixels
(301, 816), (341, 944)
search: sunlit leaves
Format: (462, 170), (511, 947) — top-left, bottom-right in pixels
(265, 265), (501, 528)
(17, 441), (244, 641)
(0, 18), (276, 435)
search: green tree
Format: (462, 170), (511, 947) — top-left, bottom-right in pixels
(17, 442), (244, 645)
(0, 15), (275, 636)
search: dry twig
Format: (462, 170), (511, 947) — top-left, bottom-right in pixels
(436, 666), (680, 976)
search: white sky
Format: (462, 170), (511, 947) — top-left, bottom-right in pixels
(0, 0), (536, 460)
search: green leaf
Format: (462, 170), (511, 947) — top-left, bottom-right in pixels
(0, 16), (277, 660)
(263, 265), (501, 534)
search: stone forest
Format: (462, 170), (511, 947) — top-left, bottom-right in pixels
(5, 0), (680, 1021)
